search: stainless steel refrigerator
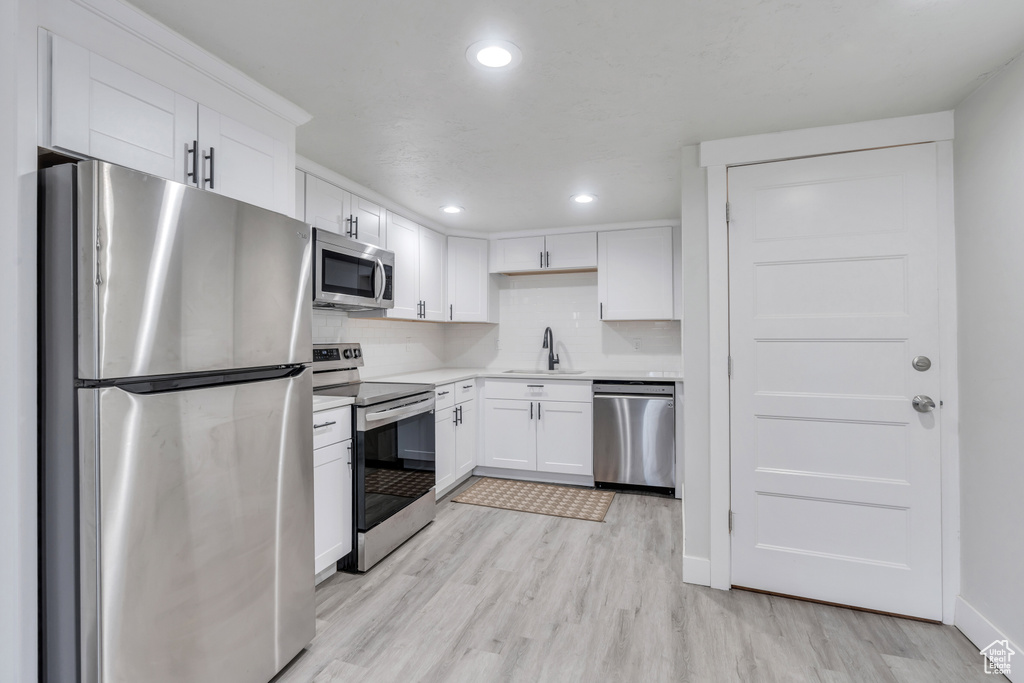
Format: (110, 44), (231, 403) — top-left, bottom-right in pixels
(39, 161), (315, 683)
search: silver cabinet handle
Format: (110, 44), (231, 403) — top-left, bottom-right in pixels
(912, 395), (936, 413)
(313, 420), (337, 429)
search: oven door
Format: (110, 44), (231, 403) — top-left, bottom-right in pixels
(355, 394), (436, 532)
(313, 229), (394, 309)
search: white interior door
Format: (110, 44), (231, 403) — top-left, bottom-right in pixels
(728, 144), (943, 620)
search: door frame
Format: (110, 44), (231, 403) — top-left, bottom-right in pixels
(698, 111), (961, 624)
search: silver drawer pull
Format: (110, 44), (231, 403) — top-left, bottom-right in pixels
(313, 420), (337, 429)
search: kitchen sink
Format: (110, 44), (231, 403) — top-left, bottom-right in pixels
(502, 369), (586, 375)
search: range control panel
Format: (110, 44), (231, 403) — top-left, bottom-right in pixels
(312, 342), (363, 369)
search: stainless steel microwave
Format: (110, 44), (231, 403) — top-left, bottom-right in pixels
(313, 228), (395, 310)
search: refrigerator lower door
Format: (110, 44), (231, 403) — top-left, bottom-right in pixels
(78, 370), (313, 683)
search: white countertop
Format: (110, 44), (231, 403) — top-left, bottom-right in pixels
(367, 367), (683, 386)
(312, 395), (355, 412)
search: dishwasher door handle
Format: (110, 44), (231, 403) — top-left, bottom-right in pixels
(593, 394), (674, 401)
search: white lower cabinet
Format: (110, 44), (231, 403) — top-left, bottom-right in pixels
(434, 382), (479, 496)
(482, 399), (537, 471)
(482, 380), (593, 476)
(455, 397), (478, 478)
(435, 406), (457, 494)
(536, 401), (593, 475)
(313, 407), (352, 576)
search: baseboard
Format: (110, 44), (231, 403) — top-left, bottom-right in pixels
(955, 596), (1021, 682)
(683, 556), (711, 586)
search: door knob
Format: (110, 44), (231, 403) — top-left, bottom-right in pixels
(912, 395), (936, 413)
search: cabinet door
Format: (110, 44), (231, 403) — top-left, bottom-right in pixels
(419, 227), (446, 321)
(294, 170), (306, 221)
(536, 401), (593, 476)
(435, 407), (457, 495)
(50, 35), (197, 184)
(385, 212), (421, 320)
(490, 236), (546, 273)
(545, 232), (597, 270)
(447, 237), (490, 322)
(350, 195), (384, 247)
(198, 105), (290, 214)
(455, 400), (478, 478)
(305, 175), (351, 235)
(313, 440), (353, 574)
(483, 399), (536, 470)
(597, 226), (675, 321)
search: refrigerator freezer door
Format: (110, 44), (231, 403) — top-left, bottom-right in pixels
(80, 370), (314, 683)
(75, 161), (312, 380)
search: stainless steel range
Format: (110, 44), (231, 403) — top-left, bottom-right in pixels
(313, 343), (436, 572)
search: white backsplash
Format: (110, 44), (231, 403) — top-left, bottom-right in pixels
(444, 272), (682, 371)
(312, 310), (446, 379)
(312, 272), (681, 377)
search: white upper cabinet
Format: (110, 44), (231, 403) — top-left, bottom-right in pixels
(490, 232), (597, 273)
(50, 34), (196, 185)
(47, 34), (294, 215)
(385, 212), (421, 320)
(299, 172), (385, 246)
(304, 175), (351, 234)
(447, 237), (494, 323)
(490, 236), (545, 273)
(379, 212), (445, 321)
(350, 196), (384, 247)
(197, 105), (289, 212)
(419, 227), (446, 321)
(597, 226), (676, 321)
(544, 233), (597, 271)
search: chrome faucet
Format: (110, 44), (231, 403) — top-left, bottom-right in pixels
(542, 327), (559, 371)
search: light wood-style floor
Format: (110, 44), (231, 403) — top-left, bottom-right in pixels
(273, 478), (998, 683)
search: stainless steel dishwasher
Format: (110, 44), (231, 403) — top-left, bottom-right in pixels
(593, 381), (675, 495)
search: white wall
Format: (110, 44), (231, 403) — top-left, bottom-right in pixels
(953, 54), (1024, 654)
(680, 145), (711, 571)
(1, 0), (38, 679)
(445, 271), (682, 372)
(312, 311), (446, 379)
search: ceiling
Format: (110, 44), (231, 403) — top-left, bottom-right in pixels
(127, 0), (1024, 233)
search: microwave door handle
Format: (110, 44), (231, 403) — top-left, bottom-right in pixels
(374, 258), (385, 302)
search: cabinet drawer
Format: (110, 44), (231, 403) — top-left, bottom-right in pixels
(483, 379), (592, 403)
(314, 438), (351, 468)
(456, 380), (476, 403)
(434, 383), (456, 411)
(313, 407), (351, 449)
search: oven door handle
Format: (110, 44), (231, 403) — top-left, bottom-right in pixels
(363, 396), (434, 424)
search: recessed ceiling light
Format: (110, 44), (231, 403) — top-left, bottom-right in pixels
(466, 40), (522, 71)
(572, 194), (597, 204)
(441, 205), (464, 214)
